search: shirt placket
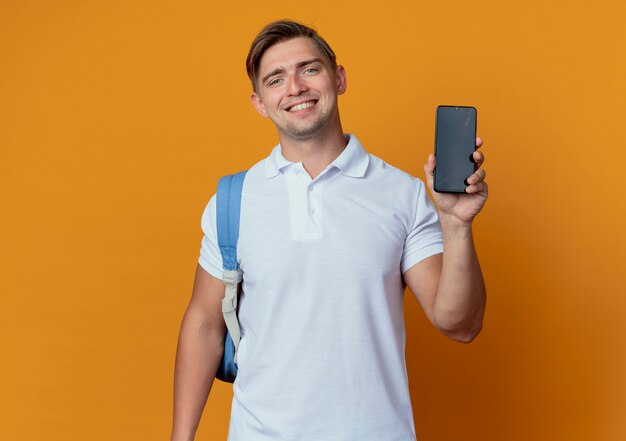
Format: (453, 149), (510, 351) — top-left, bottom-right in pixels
(286, 164), (325, 241)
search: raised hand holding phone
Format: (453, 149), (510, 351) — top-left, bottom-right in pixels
(425, 105), (488, 225)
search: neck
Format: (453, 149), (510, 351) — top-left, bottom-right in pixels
(278, 124), (347, 179)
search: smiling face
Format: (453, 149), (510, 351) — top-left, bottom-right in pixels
(251, 37), (347, 143)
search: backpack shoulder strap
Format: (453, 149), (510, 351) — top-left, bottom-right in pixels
(216, 170), (247, 361)
(216, 170), (247, 270)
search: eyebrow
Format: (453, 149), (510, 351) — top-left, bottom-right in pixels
(261, 58), (323, 85)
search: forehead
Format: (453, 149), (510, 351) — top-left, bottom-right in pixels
(258, 37), (327, 76)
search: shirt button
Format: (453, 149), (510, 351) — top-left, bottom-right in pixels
(293, 169), (299, 175)
(309, 186), (314, 192)
(310, 208), (316, 215)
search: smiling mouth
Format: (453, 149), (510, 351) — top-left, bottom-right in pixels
(287, 100), (317, 112)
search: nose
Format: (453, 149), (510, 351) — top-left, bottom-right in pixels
(286, 74), (308, 96)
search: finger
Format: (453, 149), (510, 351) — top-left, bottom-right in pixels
(471, 150), (484, 166)
(465, 168), (486, 185)
(475, 136), (483, 149)
(465, 181), (488, 195)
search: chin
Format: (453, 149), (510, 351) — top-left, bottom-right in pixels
(284, 118), (331, 141)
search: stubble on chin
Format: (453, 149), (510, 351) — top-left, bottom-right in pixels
(279, 107), (333, 142)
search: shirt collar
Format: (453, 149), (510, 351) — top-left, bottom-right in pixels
(264, 134), (369, 179)
(330, 134), (370, 178)
(264, 144), (293, 178)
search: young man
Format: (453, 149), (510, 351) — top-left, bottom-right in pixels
(172, 20), (487, 441)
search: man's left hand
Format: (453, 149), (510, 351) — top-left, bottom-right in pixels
(424, 137), (488, 225)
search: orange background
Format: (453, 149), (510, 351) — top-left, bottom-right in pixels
(1, 1), (625, 440)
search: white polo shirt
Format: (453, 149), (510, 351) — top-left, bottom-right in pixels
(199, 134), (443, 441)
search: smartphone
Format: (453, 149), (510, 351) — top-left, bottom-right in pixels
(434, 105), (477, 193)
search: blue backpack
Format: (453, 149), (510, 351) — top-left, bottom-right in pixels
(214, 171), (247, 383)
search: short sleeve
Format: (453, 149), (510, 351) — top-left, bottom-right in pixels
(401, 179), (444, 274)
(198, 194), (225, 280)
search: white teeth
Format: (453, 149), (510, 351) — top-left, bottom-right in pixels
(289, 101), (315, 112)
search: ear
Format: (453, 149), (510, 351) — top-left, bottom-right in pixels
(251, 92), (269, 118)
(335, 65), (347, 95)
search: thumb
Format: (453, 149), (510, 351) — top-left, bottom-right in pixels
(424, 153), (435, 186)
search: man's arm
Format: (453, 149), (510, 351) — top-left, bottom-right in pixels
(171, 265), (226, 441)
(403, 228), (485, 343)
(403, 137), (488, 343)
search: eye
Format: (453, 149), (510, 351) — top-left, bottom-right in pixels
(304, 67), (319, 74)
(267, 78), (282, 87)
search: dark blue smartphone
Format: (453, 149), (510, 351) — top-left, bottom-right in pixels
(434, 105), (477, 193)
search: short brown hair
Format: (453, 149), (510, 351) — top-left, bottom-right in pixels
(246, 20), (337, 92)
